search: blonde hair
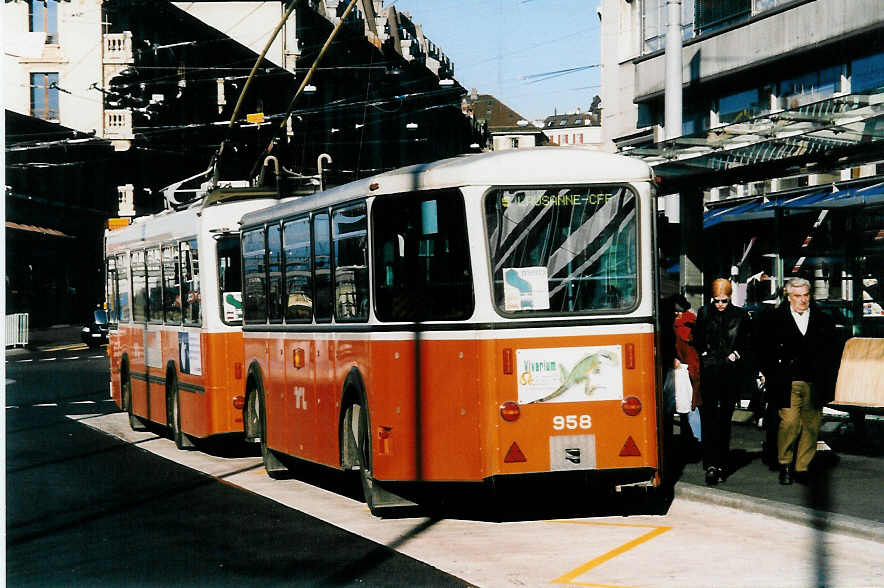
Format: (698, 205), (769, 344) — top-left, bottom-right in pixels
(711, 278), (733, 298)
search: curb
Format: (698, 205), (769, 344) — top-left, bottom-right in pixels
(675, 482), (884, 543)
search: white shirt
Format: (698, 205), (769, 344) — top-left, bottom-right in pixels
(791, 308), (809, 335)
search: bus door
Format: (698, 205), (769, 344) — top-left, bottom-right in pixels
(312, 211), (336, 464)
(282, 217), (315, 459)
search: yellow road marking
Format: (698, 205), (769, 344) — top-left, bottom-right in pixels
(43, 343), (88, 352)
(549, 521), (671, 587)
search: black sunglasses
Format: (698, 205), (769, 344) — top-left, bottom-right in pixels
(713, 298), (729, 303)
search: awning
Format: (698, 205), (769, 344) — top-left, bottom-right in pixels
(703, 200), (765, 229)
(702, 185), (881, 229)
(789, 182), (884, 209)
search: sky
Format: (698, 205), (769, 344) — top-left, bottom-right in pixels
(387, 0), (602, 122)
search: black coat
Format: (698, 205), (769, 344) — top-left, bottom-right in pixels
(757, 302), (839, 409)
(694, 301), (752, 380)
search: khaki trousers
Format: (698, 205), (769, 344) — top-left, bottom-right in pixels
(778, 380), (821, 472)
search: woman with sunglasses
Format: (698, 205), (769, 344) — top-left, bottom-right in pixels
(693, 278), (752, 486)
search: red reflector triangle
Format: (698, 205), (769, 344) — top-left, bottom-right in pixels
(504, 442), (527, 463)
(619, 436), (641, 457)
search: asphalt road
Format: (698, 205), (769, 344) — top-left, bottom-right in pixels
(5, 346), (470, 587)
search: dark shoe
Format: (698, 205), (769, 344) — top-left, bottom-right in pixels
(794, 470), (809, 485)
(705, 466), (719, 486)
(779, 465), (794, 485)
(716, 466), (728, 484)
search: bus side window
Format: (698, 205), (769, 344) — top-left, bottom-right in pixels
(181, 239), (201, 325)
(106, 257), (118, 323)
(283, 217), (313, 322)
(267, 224), (283, 323)
(313, 213), (332, 322)
(242, 228), (267, 324)
(132, 250), (148, 323)
(117, 253), (131, 322)
(332, 204), (369, 322)
(162, 244), (181, 324)
(216, 234), (242, 324)
(147, 247), (163, 323)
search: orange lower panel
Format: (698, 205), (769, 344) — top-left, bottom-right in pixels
(250, 330), (659, 486)
(109, 325), (246, 438)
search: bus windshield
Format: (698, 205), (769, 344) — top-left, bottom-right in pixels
(372, 189), (474, 321)
(485, 185), (637, 315)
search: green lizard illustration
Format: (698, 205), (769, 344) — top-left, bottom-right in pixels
(530, 350), (617, 403)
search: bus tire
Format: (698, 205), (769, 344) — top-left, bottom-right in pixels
(345, 401), (416, 517)
(121, 363), (147, 432)
(247, 382), (288, 479)
(167, 370), (195, 450)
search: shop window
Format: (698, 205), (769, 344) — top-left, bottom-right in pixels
(778, 66), (841, 109)
(510, 137), (519, 149)
(718, 86), (771, 125)
(851, 52), (884, 93)
(29, 0), (58, 44)
(30, 73), (59, 121)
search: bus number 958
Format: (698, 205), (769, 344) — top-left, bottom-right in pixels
(553, 415), (592, 431)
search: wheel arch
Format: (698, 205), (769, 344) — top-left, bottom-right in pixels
(244, 361), (265, 440)
(339, 366), (368, 470)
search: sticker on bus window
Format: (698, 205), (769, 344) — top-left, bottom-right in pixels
(223, 291), (243, 322)
(517, 345), (622, 404)
(178, 331), (202, 376)
(503, 267), (550, 311)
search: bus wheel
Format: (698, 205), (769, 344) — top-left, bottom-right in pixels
(122, 367), (147, 432)
(250, 387), (288, 479)
(167, 371), (195, 450)
(346, 402), (416, 517)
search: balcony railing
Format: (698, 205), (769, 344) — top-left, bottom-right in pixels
(103, 32), (133, 64)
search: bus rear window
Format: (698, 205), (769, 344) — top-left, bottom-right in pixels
(217, 234), (243, 324)
(484, 186), (637, 315)
(372, 190), (474, 322)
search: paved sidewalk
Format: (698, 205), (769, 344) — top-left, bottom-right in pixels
(671, 411), (884, 542)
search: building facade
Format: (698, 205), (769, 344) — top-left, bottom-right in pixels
(599, 0), (884, 336)
(5, 0), (481, 326)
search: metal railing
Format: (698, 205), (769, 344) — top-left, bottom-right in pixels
(6, 313), (29, 348)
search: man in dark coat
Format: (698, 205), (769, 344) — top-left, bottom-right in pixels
(757, 277), (839, 485)
(693, 278), (752, 486)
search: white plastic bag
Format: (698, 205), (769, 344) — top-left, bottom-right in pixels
(673, 364), (693, 414)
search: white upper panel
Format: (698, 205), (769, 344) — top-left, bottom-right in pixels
(241, 147), (654, 227)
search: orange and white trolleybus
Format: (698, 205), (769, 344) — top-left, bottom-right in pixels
(105, 187), (278, 448)
(238, 148), (662, 514)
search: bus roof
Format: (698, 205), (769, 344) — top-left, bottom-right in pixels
(240, 147), (653, 228)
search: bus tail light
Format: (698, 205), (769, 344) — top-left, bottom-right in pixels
(622, 396), (642, 416)
(234, 362), (243, 380)
(504, 442), (527, 463)
(502, 348), (513, 375)
(500, 401), (520, 422)
(619, 436), (641, 457)
(624, 343), (635, 369)
(232, 395), (245, 410)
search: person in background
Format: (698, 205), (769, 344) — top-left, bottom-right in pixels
(694, 278), (752, 486)
(672, 294), (701, 456)
(757, 277), (839, 485)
